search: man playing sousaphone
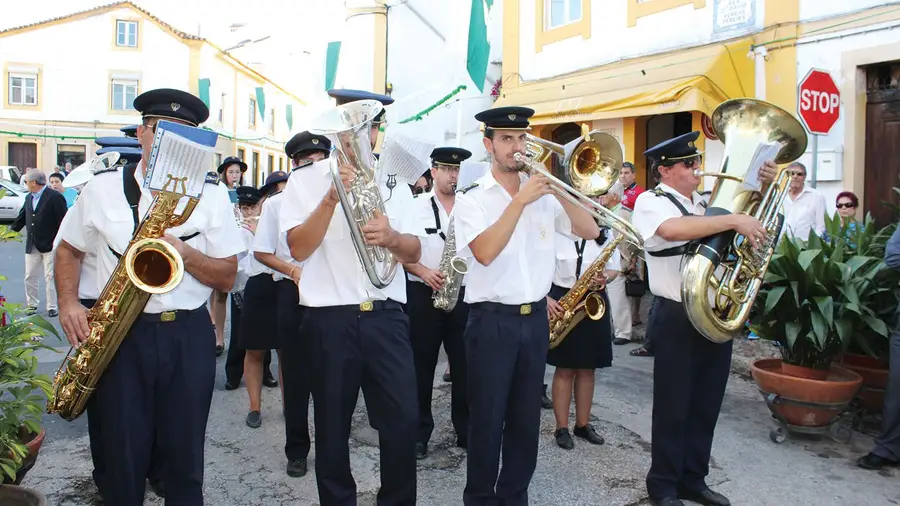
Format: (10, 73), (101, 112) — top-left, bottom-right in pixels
(54, 88), (244, 504)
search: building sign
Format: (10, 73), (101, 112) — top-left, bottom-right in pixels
(713, 0), (755, 34)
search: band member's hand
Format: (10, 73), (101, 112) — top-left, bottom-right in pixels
(592, 271), (608, 291)
(758, 160), (778, 184)
(338, 164), (355, 193)
(546, 296), (564, 320)
(361, 209), (397, 247)
(421, 269), (446, 291)
(514, 174), (554, 206)
(161, 234), (188, 258)
(59, 301), (91, 347)
(290, 265), (302, 285)
(732, 214), (767, 249)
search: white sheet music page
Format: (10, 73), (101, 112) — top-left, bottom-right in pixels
(742, 141), (783, 192)
(146, 129), (214, 198)
(378, 133), (436, 186)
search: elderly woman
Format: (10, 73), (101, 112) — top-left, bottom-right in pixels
(822, 191), (863, 248)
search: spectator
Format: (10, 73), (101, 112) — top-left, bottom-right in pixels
(618, 162), (647, 326)
(822, 191), (863, 247)
(600, 183), (634, 345)
(782, 162), (826, 239)
(10, 170), (68, 316)
(48, 172), (79, 208)
(63, 161), (73, 176)
(619, 162), (645, 213)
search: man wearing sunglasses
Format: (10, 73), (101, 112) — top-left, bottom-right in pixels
(782, 161), (826, 240)
(632, 131), (778, 506)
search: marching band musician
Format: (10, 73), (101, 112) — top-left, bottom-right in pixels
(454, 106), (600, 505)
(632, 131), (776, 506)
(403, 146), (473, 460)
(55, 88), (244, 505)
(545, 215), (619, 450)
(280, 91), (424, 505)
(252, 130), (331, 478)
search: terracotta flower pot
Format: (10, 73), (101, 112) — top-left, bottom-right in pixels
(3, 428), (45, 486)
(837, 353), (889, 412)
(750, 358), (863, 427)
(0, 485), (48, 506)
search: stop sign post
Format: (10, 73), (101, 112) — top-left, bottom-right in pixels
(797, 68), (841, 188)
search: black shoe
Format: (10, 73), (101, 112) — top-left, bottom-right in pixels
(443, 372), (452, 382)
(246, 410), (262, 428)
(541, 384), (552, 409)
(286, 458), (308, 477)
(415, 441), (427, 460)
(857, 452), (900, 470)
(147, 478), (165, 498)
(573, 424), (605, 445)
(215, 344), (224, 357)
(225, 379), (240, 390)
(678, 488), (731, 506)
(456, 438), (467, 449)
(48, 309), (58, 317)
(650, 498), (685, 506)
(554, 428), (574, 450)
(613, 337), (629, 345)
(263, 374), (279, 388)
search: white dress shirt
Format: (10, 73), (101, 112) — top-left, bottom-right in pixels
(454, 171), (574, 305)
(407, 191), (467, 287)
(232, 228), (254, 293)
(253, 191), (302, 282)
(553, 233), (622, 290)
(632, 183), (709, 303)
(54, 211), (100, 301)
(783, 186), (826, 239)
(279, 158), (426, 307)
(57, 164), (245, 313)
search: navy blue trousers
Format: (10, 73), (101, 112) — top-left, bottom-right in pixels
(645, 298), (732, 500)
(276, 279), (311, 461)
(93, 306), (216, 505)
(406, 281), (469, 446)
(303, 301), (418, 506)
(463, 299), (548, 506)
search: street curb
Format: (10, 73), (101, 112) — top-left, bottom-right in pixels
(731, 354), (753, 379)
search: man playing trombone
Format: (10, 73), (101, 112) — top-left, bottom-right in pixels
(280, 89), (424, 506)
(632, 131), (777, 506)
(454, 106), (600, 505)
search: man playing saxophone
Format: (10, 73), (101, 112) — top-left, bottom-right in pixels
(280, 89), (424, 506)
(54, 88), (244, 505)
(403, 146), (473, 460)
(632, 131), (776, 506)
(454, 106), (600, 505)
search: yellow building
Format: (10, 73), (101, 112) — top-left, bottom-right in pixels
(498, 0), (900, 224)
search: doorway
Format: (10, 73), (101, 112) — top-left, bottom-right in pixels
(551, 122), (582, 180)
(8, 142), (37, 171)
(644, 112), (693, 186)
(864, 62), (900, 228)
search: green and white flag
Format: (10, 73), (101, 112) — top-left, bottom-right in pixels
(466, 0), (492, 92)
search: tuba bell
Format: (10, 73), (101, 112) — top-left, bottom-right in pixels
(681, 98), (808, 344)
(309, 99), (397, 289)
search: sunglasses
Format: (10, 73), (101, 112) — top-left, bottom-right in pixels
(790, 171), (806, 177)
(836, 202), (856, 209)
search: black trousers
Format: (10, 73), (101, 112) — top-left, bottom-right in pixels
(225, 297), (272, 384)
(277, 279), (311, 461)
(303, 301), (418, 506)
(463, 299), (548, 506)
(645, 298), (732, 500)
(406, 280), (469, 445)
(94, 306), (216, 505)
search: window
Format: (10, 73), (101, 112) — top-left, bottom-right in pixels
(268, 154), (274, 173)
(8, 73), (37, 106)
(218, 93), (225, 123)
(546, 0), (582, 29)
(279, 157), (284, 171)
(111, 80), (138, 111)
(252, 151), (260, 186)
(57, 145), (86, 168)
(215, 153), (223, 169)
(237, 148), (245, 161)
(268, 108), (275, 135)
(248, 98), (256, 126)
(116, 20), (138, 47)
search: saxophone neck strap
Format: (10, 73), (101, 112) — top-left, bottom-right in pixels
(574, 239), (586, 279)
(425, 196), (446, 240)
(647, 188), (694, 258)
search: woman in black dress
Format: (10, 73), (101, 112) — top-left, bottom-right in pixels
(546, 226), (620, 449)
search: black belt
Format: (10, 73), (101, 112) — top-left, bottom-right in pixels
(471, 299), (546, 316)
(307, 300), (403, 313)
(80, 298), (97, 309)
(138, 306), (205, 323)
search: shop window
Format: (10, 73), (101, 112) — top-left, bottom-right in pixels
(535, 0), (591, 53)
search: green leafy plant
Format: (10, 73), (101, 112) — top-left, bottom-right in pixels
(0, 189), (60, 483)
(749, 227), (897, 370)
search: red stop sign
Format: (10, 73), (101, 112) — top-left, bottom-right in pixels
(797, 68), (841, 135)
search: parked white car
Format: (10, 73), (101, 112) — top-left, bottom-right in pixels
(0, 178), (26, 222)
(0, 166), (23, 185)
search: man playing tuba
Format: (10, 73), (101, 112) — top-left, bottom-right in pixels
(54, 88), (244, 504)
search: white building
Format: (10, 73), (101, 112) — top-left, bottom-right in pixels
(0, 1), (311, 186)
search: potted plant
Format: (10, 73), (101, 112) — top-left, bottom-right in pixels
(0, 193), (56, 505)
(748, 229), (867, 429)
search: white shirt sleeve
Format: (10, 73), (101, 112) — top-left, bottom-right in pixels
(814, 193), (827, 236)
(552, 197), (575, 240)
(279, 168), (321, 235)
(55, 179), (99, 253)
(632, 192), (673, 248)
(252, 198), (279, 254)
(203, 187), (245, 259)
(454, 192), (487, 257)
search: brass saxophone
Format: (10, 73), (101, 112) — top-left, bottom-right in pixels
(47, 175), (199, 421)
(432, 206), (468, 312)
(549, 235), (624, 349)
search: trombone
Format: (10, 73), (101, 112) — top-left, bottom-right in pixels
(517, 130), (644, 248)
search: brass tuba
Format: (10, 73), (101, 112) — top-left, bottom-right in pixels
(310, 100), (397, 289)
(48, 173), (199, 421)
(681, 98), (808, 344)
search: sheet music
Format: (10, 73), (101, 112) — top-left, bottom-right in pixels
(146, 128), (215, 198)
(458, 160), (490, 189)
(378, 133), (435, 186)
(742, 141), (783, 192)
